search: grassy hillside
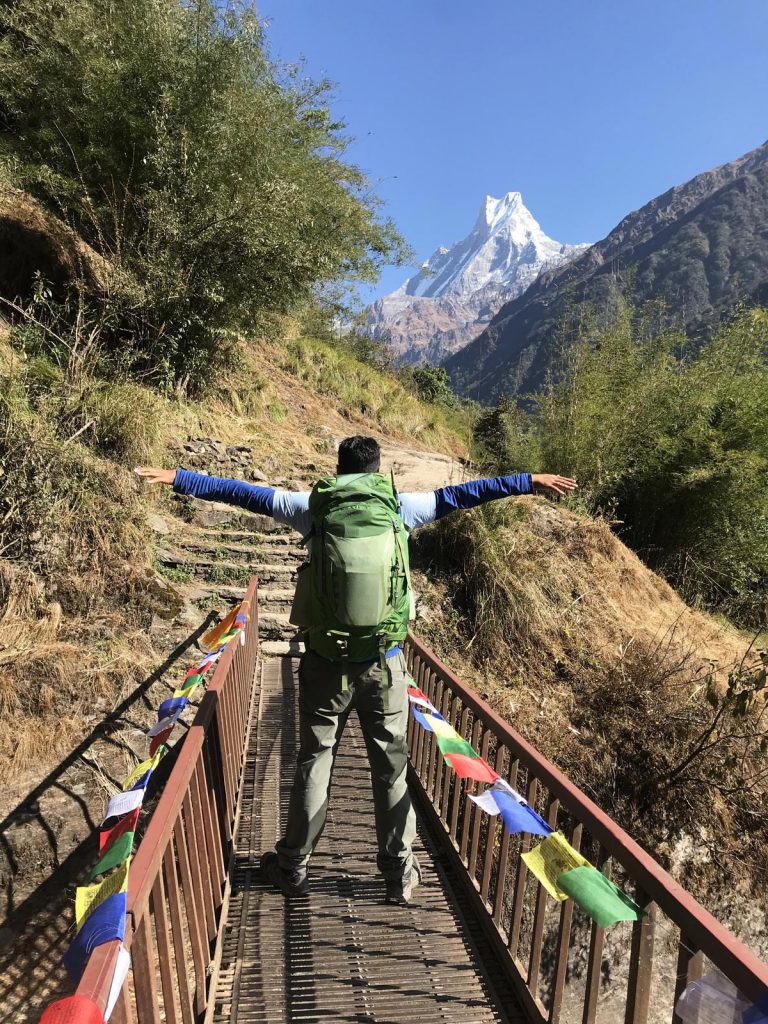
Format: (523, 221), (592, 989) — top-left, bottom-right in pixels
(412, 497), (767, 923)
(0, 321), (468, 780)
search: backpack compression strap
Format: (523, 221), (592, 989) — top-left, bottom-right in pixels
(325, 630), (392, 706)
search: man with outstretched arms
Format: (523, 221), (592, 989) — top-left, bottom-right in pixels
(135, 436), (576, 904)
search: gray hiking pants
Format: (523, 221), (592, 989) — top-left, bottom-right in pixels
(275, 648), (417, 881)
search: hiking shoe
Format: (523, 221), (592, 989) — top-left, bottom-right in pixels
(259, 851), (309, 896)
(385, 857), (422, 905)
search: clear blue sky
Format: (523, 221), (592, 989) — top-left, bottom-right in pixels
(258, 0), (768, 305)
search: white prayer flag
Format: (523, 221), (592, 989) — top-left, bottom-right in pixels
(147, 708), (184, 737)
(675, 971), (750, 1024)
(102, 788), (144, 824)
(408, 694), (438, 712)
(105, 944), (131, 1021)
(469, 789), (505, 815)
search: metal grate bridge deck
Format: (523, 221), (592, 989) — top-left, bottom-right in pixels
(210, 656), (527, 1024)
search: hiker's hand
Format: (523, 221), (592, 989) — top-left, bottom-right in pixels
(134, 467), (176, 486)
(531, 473), (578, 497)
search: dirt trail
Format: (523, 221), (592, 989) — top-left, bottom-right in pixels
(377, 441), (465, 492)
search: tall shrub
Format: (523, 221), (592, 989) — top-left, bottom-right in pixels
(475, 304), (768, 626)
(0, 0), (408, 389)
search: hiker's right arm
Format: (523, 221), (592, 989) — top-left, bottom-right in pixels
(134, 467), (311, 534)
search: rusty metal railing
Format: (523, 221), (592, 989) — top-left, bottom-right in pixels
(67, 577), (260, 1024)
(404, 633), (768, 1024)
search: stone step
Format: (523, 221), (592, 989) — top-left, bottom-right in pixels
(173, 537), (304, 558)
(175, 497), (294, 534)
(185, 578), (301, 604)
(157, 553), (303, 582)
(247, 564), (298, 584)
(258, 612), (300, 641)
(194, 527), (297, 542)
(258, 588), (295, 608)
(260, 639), (305, 657)
(186, 583), (250, 604)
(159, 558), (252, 586)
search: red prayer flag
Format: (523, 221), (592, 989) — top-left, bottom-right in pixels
(149, 727), (173, 756)
(40, 994), (106, 1024)
(407, 687), (431, 703)
(444, 753), (500, 784)
(181, 662), (212, 684)
(98, 807), (140, 854)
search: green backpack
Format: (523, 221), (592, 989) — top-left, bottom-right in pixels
(289, 473), (414, 670)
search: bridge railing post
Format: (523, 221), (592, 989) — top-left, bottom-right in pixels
(51, 578), (261, 1024)
(404, 632), (768, 1023)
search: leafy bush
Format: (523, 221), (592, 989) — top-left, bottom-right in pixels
(0, 0), (408, 390)
(471, 395), (541, 473)
(475, 303), (768, 626)
(408, 365), (460, 408)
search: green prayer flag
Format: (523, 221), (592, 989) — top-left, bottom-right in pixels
(180, 674), (203, 691)
(86, 832), (134, 883)
(556, 865), (645, 928)
(435, 734), (478, 758)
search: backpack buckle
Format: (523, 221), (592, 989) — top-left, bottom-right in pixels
(334, 635), (349, 692)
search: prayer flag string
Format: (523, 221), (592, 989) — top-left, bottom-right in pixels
(406, 676), (644, 929)
(63, 599), (250, 1004)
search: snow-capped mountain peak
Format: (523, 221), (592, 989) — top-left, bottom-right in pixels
(393, 192), (580, 305)
(367, 192), (590, 366)
(478, 191), (525, 231)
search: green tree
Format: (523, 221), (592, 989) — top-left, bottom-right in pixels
(409, 365), (459, 408)
(476, 301), (768, 627)
(0, 0), (409, 390)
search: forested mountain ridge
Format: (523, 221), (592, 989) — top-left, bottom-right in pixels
(445, 139), (768, 401)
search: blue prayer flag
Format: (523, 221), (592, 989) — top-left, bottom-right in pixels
(158, 696), (188, 720)
(129, 769), (153, 791)
(743, 991), (768, 1023)
(495, 790), (553, 836)
(63, 891), (126, 983)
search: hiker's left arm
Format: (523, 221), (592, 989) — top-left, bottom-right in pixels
(399, 473), (577, 529)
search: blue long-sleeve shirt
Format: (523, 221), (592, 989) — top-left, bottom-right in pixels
(173, 469), (533, 534)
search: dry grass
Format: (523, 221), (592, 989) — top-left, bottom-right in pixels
(416, 496), (750, 681)
(412, 495), (767, 901)
(0, 561), (156, 774)
(0, 343), (169, 777)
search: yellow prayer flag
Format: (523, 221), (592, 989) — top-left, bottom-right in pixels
(122, 747), (166, 791)
(422, 714), (462, 742)
(75, 860), (130, 932)
(202, 604), (241, 652)
(173, 681), (200, 698)
(521, 832), (591, 901)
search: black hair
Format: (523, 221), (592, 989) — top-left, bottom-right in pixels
(337, 435), (381, 474)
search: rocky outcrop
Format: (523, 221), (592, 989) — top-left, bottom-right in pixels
(0, 187), (113, 305)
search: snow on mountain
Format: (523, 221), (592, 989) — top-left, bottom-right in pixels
(368, 193), (589, 365)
